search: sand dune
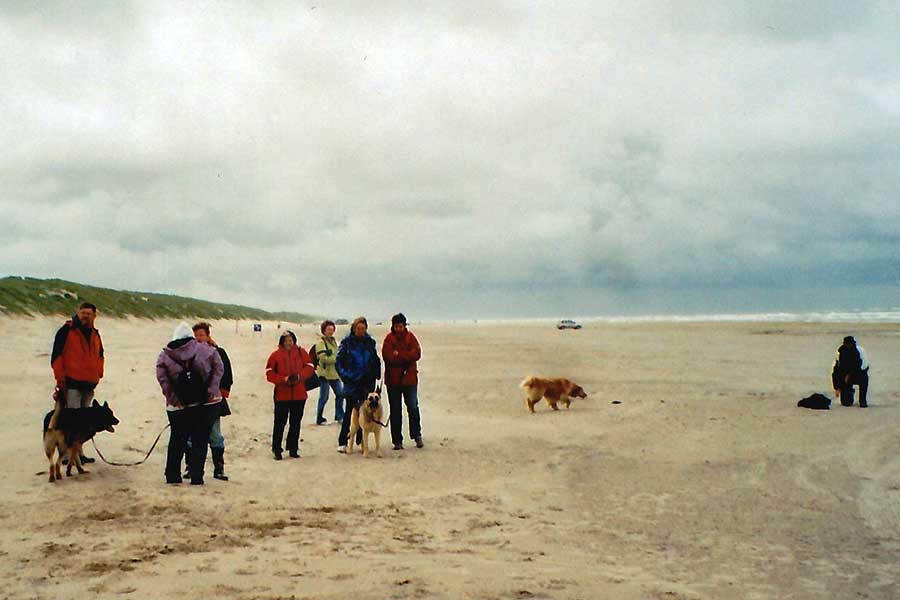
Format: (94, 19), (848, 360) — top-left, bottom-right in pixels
(1, 317), (898, 599)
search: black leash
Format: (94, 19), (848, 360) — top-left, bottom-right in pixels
(91, 423), (170, 467)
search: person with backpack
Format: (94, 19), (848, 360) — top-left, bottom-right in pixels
(265, 330), (315, 460)
(312, 320), (344, 425)
(183, 322), (234, 481)
(831, 335), (870, 407)
(156, 322), (224, 484)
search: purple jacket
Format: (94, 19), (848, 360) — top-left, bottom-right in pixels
(155, 337), (224, 409)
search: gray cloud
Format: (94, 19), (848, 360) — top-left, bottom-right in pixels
(2, 2), (899, 319)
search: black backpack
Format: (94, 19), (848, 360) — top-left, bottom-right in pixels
(309, 344), (319, 368)
(172, 357), (208, 406)
(798, 393), (831, 410)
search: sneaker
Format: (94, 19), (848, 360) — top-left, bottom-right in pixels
(415, 436), (424, 449)
(80, 455), (96, 464)
(289, 450), (300, 458)
(316, 418), (327, 425)
(336, 445), (347, 454)
(273, 451), (283, 461)
(393, 443), (404, 451)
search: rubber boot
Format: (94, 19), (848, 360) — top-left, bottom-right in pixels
(212, 447), (228, 481)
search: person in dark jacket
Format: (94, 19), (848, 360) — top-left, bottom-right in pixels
(831, 335), (870, 407)
(382, 313), (423, 450)
(50, 302), (105, 463)
(184, 322), (234, 481)
(156, 322), (224, 485)
(265, 330), (315, 460)
(335, 316), (381, 453)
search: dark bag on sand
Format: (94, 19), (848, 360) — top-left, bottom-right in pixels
(798, 393), (831, 410)
(172, 357), (209, 406)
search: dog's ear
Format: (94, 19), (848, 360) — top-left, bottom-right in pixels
(102, 401), (109, 408)
(92, 399), (101, 408)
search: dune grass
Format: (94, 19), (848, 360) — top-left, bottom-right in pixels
(0, 276), (315, 322)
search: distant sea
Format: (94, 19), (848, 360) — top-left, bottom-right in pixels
(435, 310), (900, 325)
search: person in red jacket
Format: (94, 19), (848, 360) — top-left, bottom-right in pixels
(50, 302), (105, 463)
(382, 313), (423, 450)
(265, 330), (315, 460)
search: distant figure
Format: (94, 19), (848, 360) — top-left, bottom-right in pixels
(313, 320), (345, 425)
(382, 313), (423, 450)
(156, 322), (224, 484)
(831, 336), (869, 407)
(335, 317), (381, 453)
(50, 302), (105, 463)
(185, 322), (234, 481)
(265, 330), (315, 460)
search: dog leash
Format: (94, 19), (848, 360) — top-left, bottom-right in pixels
(90, 423), (170, 467)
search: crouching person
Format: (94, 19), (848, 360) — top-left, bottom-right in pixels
(156, 322), (224, 485)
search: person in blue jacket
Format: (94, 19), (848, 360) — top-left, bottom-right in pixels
(335, 316), (381, 453)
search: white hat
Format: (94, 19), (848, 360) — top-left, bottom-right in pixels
(172, 322), (193, 341)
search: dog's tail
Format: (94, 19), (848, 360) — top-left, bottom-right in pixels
(520, 376), (538, 389)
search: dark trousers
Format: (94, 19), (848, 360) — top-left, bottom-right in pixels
(272, 400), (306, 453)
(338, 388), (365, 446)
(387, 385), (421, 445)
(839, 369), (869, 407)
(166, 404), (218, 483)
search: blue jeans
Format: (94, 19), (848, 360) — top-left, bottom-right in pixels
(187, 416), (225, 449)
(317, 378), (345, 422)
(387, 385), (421, 446)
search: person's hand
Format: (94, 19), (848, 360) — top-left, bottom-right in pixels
(393, 350), (399, 357)
(834, 388), (840, 397)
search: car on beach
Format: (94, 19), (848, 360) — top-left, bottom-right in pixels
(557, 319), (582, 330)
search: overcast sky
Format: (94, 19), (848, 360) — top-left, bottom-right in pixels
(2, 2), (899, 320)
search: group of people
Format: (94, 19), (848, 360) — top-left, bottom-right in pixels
(49, 302), (424, 486)
(265, 313), (423, 459)
(49, 302), (873, 485)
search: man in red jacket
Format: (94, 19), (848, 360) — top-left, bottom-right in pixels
(50, 302), (105, 463)
(382, 313), (423, 450)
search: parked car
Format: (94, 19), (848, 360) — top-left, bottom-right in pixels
(557, 319), (582, 330)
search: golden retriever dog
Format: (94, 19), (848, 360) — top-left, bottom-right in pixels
(520, 376), (588, 412)
(348, 386), (386, 458)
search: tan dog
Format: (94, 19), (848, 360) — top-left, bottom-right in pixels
(348, 386), (385, 458)
(520, 376), (588, 412)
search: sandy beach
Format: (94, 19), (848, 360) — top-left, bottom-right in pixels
(1, 316), (898, 599)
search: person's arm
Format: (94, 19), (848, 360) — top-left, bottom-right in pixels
(208, 350), (224, 398)
(382, 335), (401, 365)
(266, 352), (289, 385)
(51, 326), (69, 385)
(336, 341), (350, 381)
(156, 352), (173, 405)
(399, 333), (421, 363)
(97, 332), (105, 379)
(218, 348), (234, 392)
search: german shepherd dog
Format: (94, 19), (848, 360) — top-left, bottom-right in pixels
(348, 384), (385, 458)
(520, 376), (588, 412)
(43, 400), (119, 482)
